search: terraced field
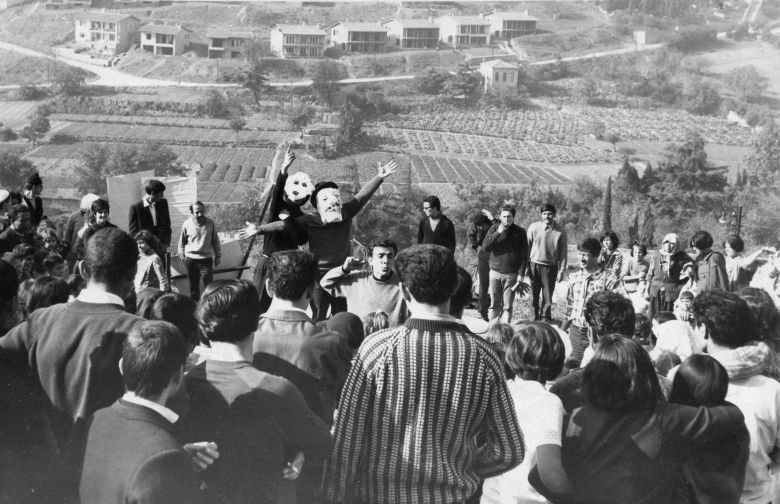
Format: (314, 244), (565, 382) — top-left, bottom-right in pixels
(409, 154), (573, 186)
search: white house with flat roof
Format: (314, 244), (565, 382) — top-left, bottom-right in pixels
(330, 21), (388, 53)
(206, 28), (253, 59)
(483, 11), (537, 39)
(435, 15), (491, 46)
(270, 24), (327, 58)
(140, 24), (190, 56)
(383, 18), (439, 49)
(74, 12), (140, 53)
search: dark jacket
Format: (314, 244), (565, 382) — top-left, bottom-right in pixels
(80, 399), (202, 504)
(467, 221), (492, 259)
(695, 249), (729, 294)
(417, 214), (456, 252)
(22, 194), (43, 227)
(129, 198), (172, 247)
(648, 250), (694, 301)
(261, 171), (307, 256)
(252, 309), (352, 424)
(482, 222), (528, 274)
(0, 226), (24, 254)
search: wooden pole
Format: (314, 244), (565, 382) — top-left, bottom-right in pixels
(736, 205), (743, 237)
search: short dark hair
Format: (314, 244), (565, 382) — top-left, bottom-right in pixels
(724, 234), (745, 253)
(8, 191), (22, 205)
(7, 204), (30, 222)
(505, 322), (565, 382)
(633, 313), (652, 345)
(540, 203), (556, 215)
(196, 279), (261, 343)
(395, 245), (458, 305)
(267, 250), (317, 300)
(583, 334), (664, 411)
(91, 198), (110, 214)
(600, 230), (619, 249)
(152, 293), (199, 349)
(669, 354), (729, 407)
(311, 181), (339, 209)
(500, 205), (516, 217)
(189, 201), (205, 214)
(577, 237), (601, 257)
(690, 230), (714, 250)
(134, 230), (161, 251)
(84, 228), (139, 288)
(24, 172), (42, 189)
(692, 290), (758, 348)
(43, 252), (64, 271)
(121, 320), (187, 398)
(736, 287), (780, 347)
(472, 212), (490, 227)
(653, 311), (677, 325)
(631, 241), (647, 257)
(422, 195), (441, 210)
(449, 266), (473, 317)
(585, 291), (635, 340)
(26, 276), (69, 314)
(369, 239), (398, 256)
(144, 180), (166, 195)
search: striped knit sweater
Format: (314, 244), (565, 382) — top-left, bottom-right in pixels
(324, 317), (524, 504)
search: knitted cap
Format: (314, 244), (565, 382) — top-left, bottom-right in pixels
(311, 181), (339, 209)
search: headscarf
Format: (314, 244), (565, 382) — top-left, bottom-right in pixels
(79, 193), (100, 214)
(660, 233), (680, 257)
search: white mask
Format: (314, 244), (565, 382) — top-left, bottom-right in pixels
(317, 187), (342, 224)
(284, 172), (313, 206)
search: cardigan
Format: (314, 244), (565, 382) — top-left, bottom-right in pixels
(323, 317), (524, 504)
(417, 214), (456, 252)
(80, 399), (202, 504)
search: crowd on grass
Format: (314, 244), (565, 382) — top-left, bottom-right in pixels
(1, 154), (780, 504)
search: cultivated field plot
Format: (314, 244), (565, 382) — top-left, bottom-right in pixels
(186, 147), (276, 182)
(49, 114), (290, 131)
(55, 122), (295, 147)
(371, 126), (618, 164)
(409, 154), (573, 186)
(1, 101), (39, 129)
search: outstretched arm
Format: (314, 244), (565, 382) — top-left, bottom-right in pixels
(349, 161), (398, 214)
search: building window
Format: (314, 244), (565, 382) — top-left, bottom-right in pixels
(502, 72), (506, 82)
(109, 33), (115, 41)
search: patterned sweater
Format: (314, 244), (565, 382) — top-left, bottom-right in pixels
(323, 317), (524, 504)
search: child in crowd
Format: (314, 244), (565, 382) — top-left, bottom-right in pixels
(633, 313), (654, 351)
(669, 354), (749, 504)
(674, 290), (696, 323)
(42, 253), (67, 280)
(481, 322), (569, 504)
(134, 230), (169, 293)
(485, 322), (516, 379)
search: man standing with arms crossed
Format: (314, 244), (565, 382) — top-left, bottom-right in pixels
(526, 204), (567, 324)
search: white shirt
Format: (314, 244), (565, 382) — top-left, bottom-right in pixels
(122, 391), (179, 424)
(77, 287), (125, 307)
(143, 195), (157, 227)
(481, 379), (565, 504)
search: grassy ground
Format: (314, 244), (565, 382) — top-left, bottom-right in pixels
(0, 3), (74, 52)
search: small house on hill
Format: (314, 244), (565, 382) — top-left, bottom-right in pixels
(140, 24), (190, 56)
(206, 28), (253, 59)
(479, 59), (519, 92)
(434, 15), (491, 46)
(330, 21), (388, 53)
(270, 24), (327, 58)
(483, 11), (537, 39)
(73, 12), (140, 54)
(383, 18), (439, 49)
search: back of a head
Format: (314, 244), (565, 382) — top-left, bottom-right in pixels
(737, 286), (780, 346)
(395, 245), (458, 305)
(196, 279), (261, 344)
(26, 276), (69, 315)
(585, 291), (635, 339)
(583, 334), (663, 411)
(506, 322), (565, 383)
(84, 228), (139, 288)
(363, 310), (390, 336)
(654, 311), (677, 325)
(121, 320), (187, 398)
(669, 354), (728, 407)
(690, 230), (714, 251)
(472, 211), (490, 227)
(449, 266), (473, 317)
(692, 290), (757, 348)
(267, 250), (317, 301)
(326, 311), (364, 350)
(135, 288), (164, 319)
(152, 293), (199, 349)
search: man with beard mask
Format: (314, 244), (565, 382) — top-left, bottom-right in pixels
(249, 160), (398, 321)
(240, 146), (311, 311)
(320, 239), (407, 327)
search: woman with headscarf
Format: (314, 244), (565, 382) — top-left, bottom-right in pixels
(647, 233), (694, 316)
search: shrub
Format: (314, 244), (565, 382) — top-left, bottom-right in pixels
(15, 84), (47, 101)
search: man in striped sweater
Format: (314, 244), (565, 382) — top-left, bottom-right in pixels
(324, 244), (524, 504)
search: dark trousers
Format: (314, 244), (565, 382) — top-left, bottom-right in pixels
(477, 253), (490, 320)
(311, 270), (347, 322)
(568, 324), (589, 363)
(252, 254), (273, 314)
(185, 257), (213, 301)
(530, 262), (558, 322)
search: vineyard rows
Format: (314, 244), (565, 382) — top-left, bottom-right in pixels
(169, 146), (276, 182)
(370, 126), (619, 164)
(49, 114), (290, 131)
(409, 154), (572, 185)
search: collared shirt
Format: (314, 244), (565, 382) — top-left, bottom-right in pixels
(77, 287), (125, 307)
(566, 267), (618, 325)
(143, 195), (157, 227)
(122, 391), (179, 424)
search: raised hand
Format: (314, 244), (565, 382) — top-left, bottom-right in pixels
(378, 160), (398, 179)
(342, 256), (363, 273)
(239, 221), (258, 239)
(183, 442), (219, 473)
(281, 145), (296, 174)
(481, 209), (494, 221)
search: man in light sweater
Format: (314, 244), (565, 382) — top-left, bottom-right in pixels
(526, 203), (567, 324)
(178, 201), (221, 301)
(320, 239), (407, 328)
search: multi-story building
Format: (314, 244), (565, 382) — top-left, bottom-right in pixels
(330, 21), (387, 53)
(483, 11), (537, 39)
(479, 59), (520, 92)
(383, 18), (439, 49)
(73, 12), (140, 54)
(140, 24), (190, 56)
(206, 28), (253, 59)
(270, 24), (326, 58)
(435, 15), (491, 46)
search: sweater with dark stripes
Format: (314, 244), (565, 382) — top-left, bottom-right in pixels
(324, 317), (524, 504)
